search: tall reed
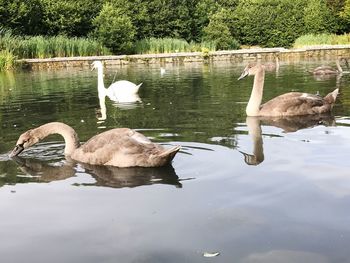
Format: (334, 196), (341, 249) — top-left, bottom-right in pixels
(134, 37), (217, 54)
(294, 33), (350, 48)
(0, 30), (111, 59)
(0, 49), (16, 71)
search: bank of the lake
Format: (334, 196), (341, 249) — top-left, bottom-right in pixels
(18, 45), (350, 70)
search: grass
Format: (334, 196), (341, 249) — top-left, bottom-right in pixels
(294, 33), (350, 48)
(0, 49), (16, 71)
(0, 29), (111, 60)
(134, 37), (218, 54)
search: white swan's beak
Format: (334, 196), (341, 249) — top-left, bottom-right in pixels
(238, 70), (249, 80)
(9, 144), (24, 158)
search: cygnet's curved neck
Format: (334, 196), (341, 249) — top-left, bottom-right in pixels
(34, 122), (80, 156)
(246, 66), (264, 116)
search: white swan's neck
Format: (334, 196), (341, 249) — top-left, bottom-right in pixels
(96, 65), (108, 95)
(34, 122), (80, 156)
(246, 67), (264, 116)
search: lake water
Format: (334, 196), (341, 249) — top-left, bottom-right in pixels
(0, 60), (350, 263)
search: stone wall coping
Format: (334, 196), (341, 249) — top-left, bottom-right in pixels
(18, 45), (350, 64)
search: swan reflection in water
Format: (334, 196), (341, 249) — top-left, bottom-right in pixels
(239, 114), (336, 166)
(12, 156), (182, 188)
(97, 93), (142, 122)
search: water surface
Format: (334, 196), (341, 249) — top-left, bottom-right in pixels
(0, 60), (350, 263)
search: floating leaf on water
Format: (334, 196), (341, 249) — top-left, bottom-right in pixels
(203, 252), (220, 257)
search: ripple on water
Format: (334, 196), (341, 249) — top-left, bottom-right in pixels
(15, 141), (65, 162)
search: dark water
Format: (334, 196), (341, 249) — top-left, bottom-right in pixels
(0, 60), (350, 263)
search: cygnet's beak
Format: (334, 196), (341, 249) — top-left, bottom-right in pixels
(238, 69), (249, 80)
(9, 144), (24, 158)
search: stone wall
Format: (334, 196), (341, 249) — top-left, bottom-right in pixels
(19, 45), (350, 70)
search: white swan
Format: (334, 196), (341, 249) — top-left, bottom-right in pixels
(238, 63), (339, 117)
(91, 61), (142, 103)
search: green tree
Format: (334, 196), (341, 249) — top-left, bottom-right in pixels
(339, 0), (350, 31)
(146, 0), (192, 40)
(105, 0), (150, 40)
(326, 0), (347, 33)
(40, 0), (102, 36)
(192, 0), (220, 41)
(304, 0), (337, 34)
(0, 0), (44, 35)
(232, 0), (307, 48)
(203, 8), (239, 50)
(93, 2), (136, 54)
(107, 0), (194, 41)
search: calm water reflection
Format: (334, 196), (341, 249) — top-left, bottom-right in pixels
(0, 60), (350, 263)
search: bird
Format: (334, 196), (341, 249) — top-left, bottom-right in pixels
(238, 63), (339, 117)
(309, 58), (348, 75)
(263, 55), (280, 72)
(9, 122), (181, 168)
(91, 61), (142, 103)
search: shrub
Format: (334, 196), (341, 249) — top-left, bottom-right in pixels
(93, 3), (136, 54)
(202, 8), (240, 50)
(40, 0), (103, 36)
(303, 0), (337, 34)
(0, 0), (44, 35)
(232, 0), (307, 48)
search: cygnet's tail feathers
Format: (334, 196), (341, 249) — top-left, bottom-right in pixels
(160, 145), (181, 163)
(323, 88), (339, 104)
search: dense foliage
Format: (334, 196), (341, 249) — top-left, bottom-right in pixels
(92, 2), (136, 54)
(1, 0), (350, 54)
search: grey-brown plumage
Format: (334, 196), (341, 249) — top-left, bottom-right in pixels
(238, 63), (339, 117)
(9, 122), (180, 168)
(309, 59), (346, 75)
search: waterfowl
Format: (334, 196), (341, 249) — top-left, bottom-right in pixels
(309, 58), (348, 75)
(9, 122), (180, 168)
(91, 61), (142, 102)
(264, 55), (280, 72)
(238, 63), (339, 117)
